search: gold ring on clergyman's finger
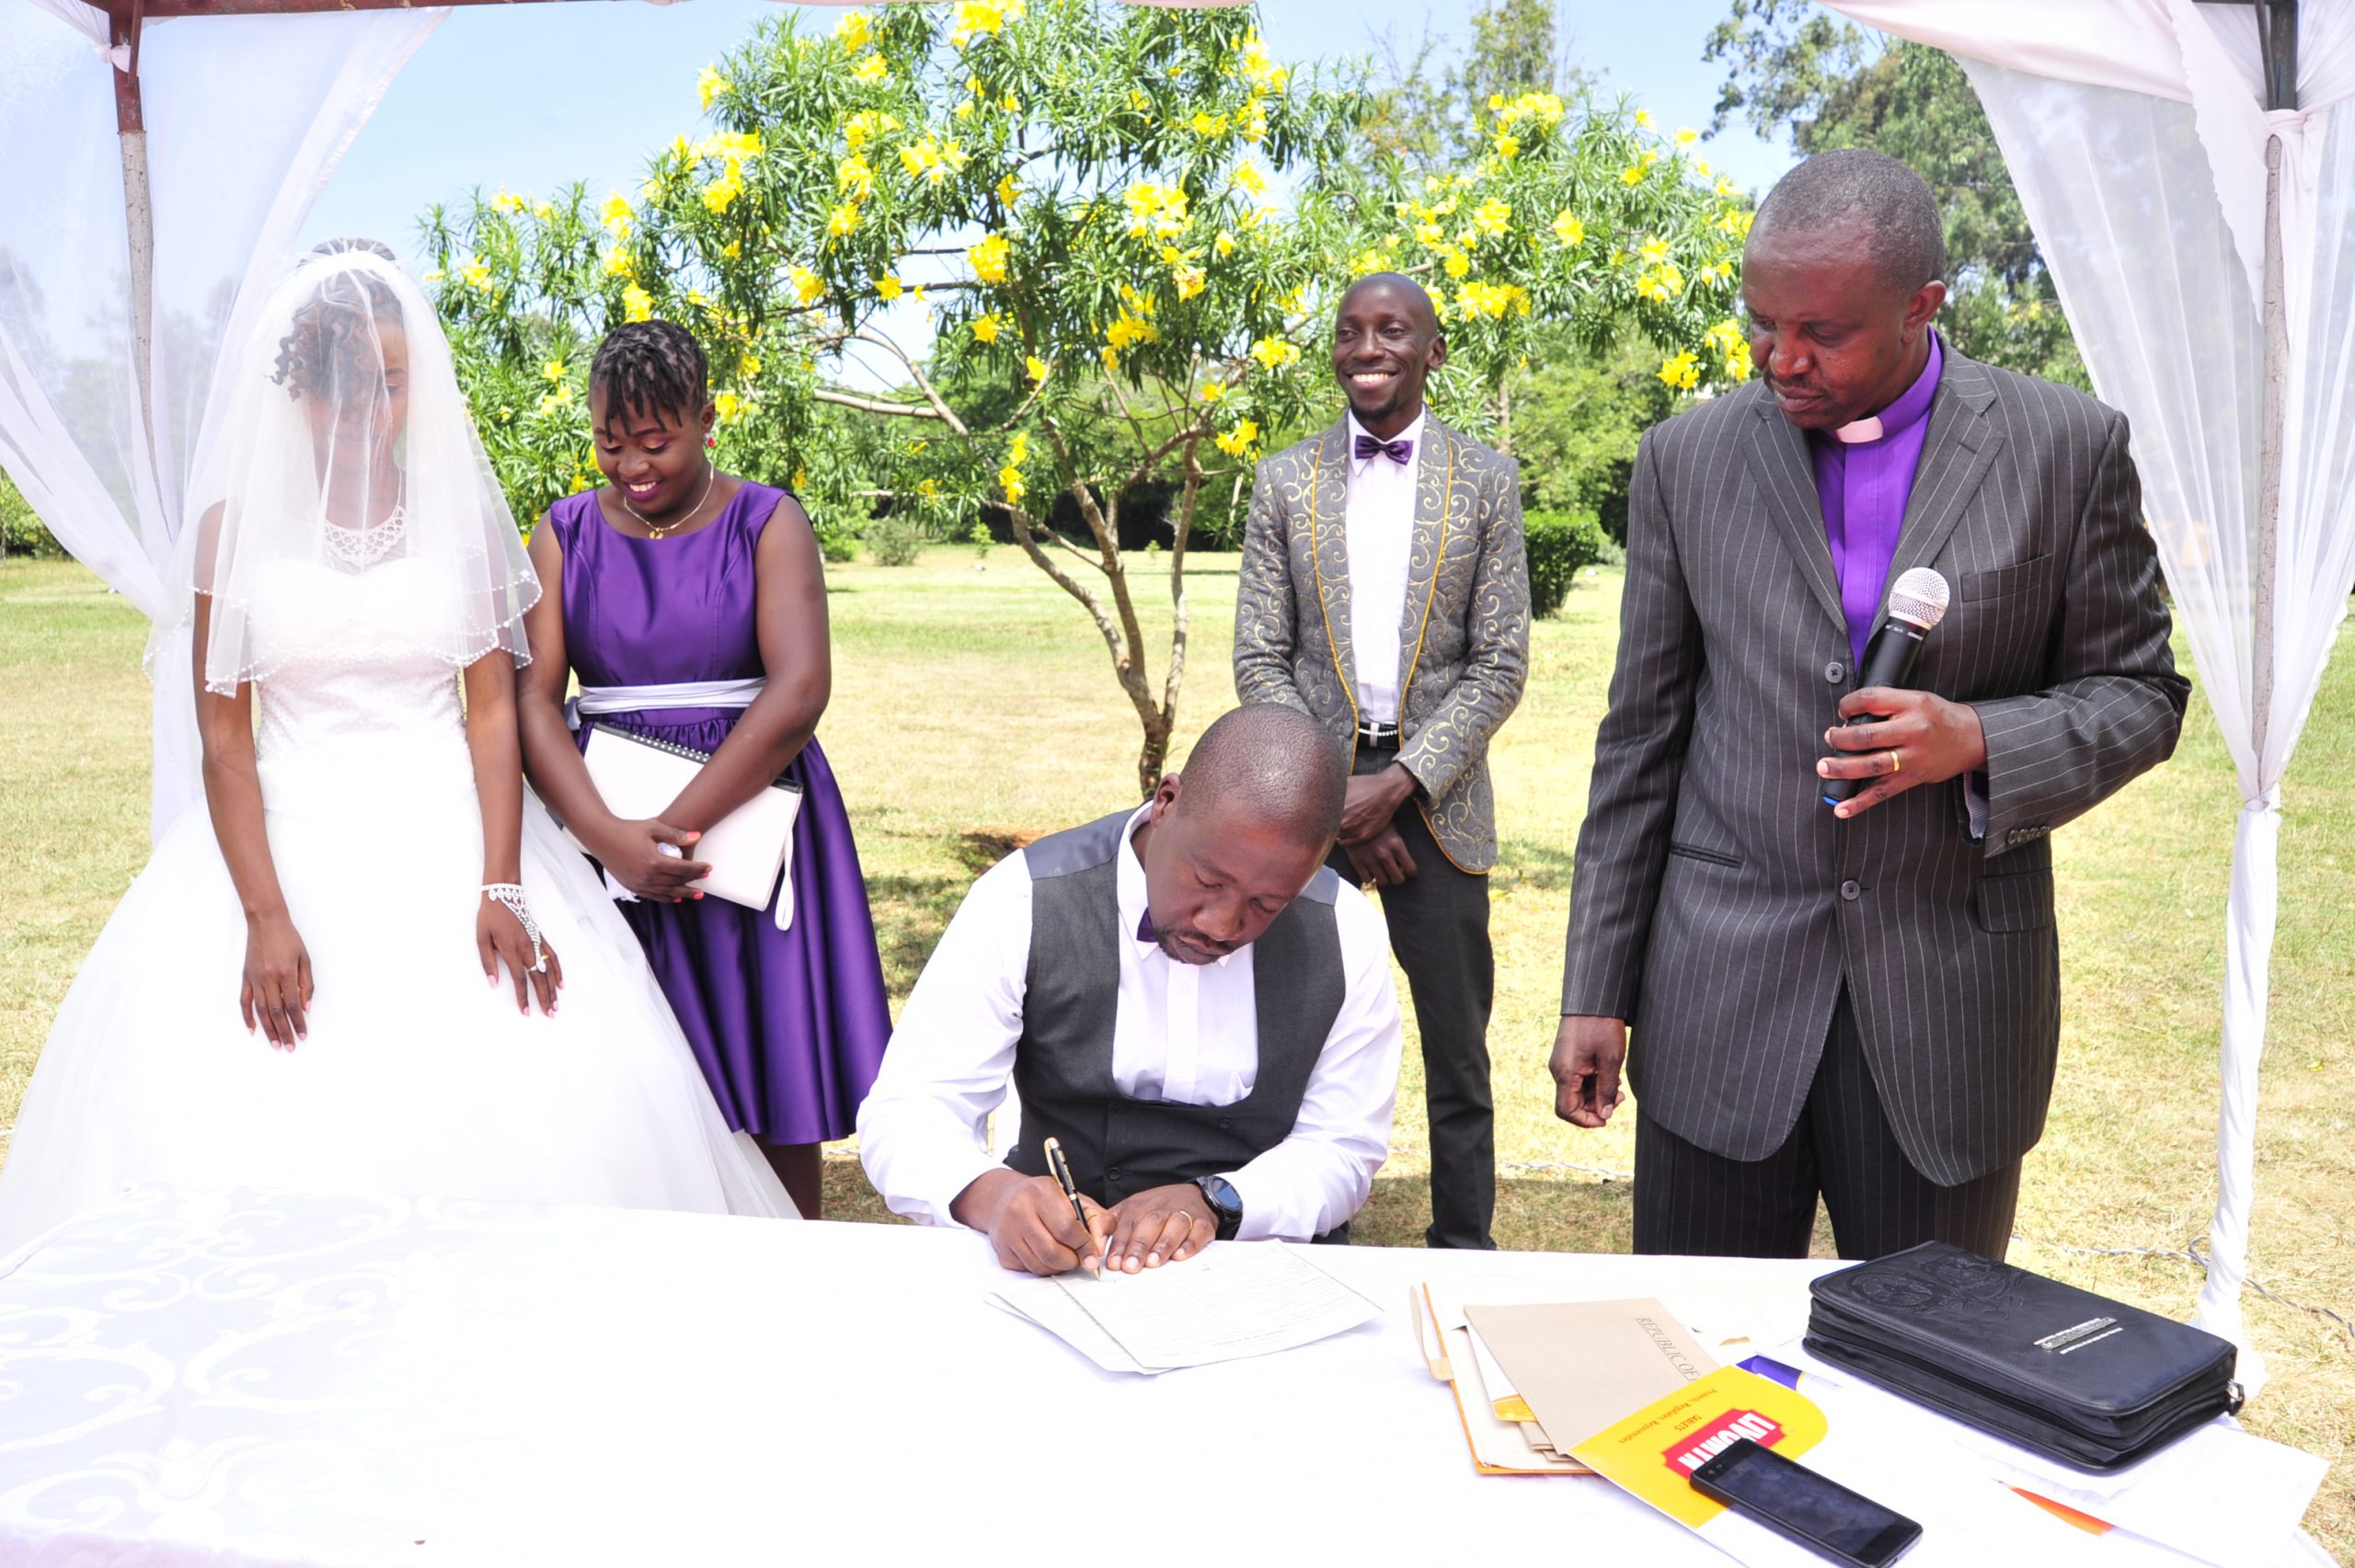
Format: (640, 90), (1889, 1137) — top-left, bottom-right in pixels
(1889, 750), (1901, 774)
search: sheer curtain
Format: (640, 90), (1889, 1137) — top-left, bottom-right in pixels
(1822, 0), (2355, 1382)
(0, 1), (442, 839)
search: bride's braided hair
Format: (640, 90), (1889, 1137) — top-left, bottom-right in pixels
(591, 320), (708, 432)
(272, 239), (404, 402)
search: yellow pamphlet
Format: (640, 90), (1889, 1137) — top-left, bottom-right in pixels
(1568, 1366), (1830, 1529)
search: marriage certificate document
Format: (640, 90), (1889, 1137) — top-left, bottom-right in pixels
(992, 1241), (1382, 1372)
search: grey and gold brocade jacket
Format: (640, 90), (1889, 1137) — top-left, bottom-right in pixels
(1233, 417), (1531, 873)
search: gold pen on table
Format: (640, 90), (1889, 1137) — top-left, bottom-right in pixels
(1041, 1136), (1105, 1277)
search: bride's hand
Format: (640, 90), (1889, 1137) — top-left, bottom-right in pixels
(588, 818), (713, 903)
(242, 910), (314, 1050)
(479, 897), (563, 1016)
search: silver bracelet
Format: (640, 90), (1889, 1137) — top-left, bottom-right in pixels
(481, 882), (546, 972)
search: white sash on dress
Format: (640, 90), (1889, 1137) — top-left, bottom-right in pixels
(566, 677), (766, 728)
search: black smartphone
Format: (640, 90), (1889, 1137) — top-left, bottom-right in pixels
(1688, 1438), (1922, 1568)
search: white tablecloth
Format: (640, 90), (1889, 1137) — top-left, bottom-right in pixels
(0, 1187), (2329, 1567)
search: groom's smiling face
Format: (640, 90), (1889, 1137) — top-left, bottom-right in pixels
(1330, 274), (1444, 441)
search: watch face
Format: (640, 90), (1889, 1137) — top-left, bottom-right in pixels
(1200, 1176), (1241, 1218)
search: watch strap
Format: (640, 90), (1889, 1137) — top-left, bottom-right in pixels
(1194, 1174), (1243, 1242)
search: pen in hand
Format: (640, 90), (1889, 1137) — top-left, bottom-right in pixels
(1042, 1136), (1109, 1277)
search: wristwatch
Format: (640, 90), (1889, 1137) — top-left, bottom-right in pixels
(1193, 1174), (1244, 1242)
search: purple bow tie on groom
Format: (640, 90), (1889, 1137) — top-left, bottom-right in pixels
(1354, 432), (1414, 464)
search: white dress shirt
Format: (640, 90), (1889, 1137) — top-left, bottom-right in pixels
(1343, 407), (1427, 724)
(857, 807), (1404, 1242)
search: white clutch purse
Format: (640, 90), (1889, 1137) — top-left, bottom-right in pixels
(566, 724), (803, 929)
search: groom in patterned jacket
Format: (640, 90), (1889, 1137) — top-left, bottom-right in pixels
(1234, 273), (1532, 1250)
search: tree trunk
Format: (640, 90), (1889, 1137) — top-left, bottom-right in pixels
(1142, 440), (1202, 800)
(1136, 715), (1172, 800)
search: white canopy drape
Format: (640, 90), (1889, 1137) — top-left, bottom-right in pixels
(0, 2), (445, 838)
(1821, 0), (2355, 1385)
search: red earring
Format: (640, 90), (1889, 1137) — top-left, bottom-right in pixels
(706, 435), (718, 449)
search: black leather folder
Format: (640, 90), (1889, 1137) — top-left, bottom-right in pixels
(1804, 1242), (2242, 1471)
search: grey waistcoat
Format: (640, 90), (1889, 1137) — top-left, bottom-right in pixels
(1004, 811), (1348, 1228)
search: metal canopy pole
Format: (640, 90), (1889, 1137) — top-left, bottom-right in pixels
(2176, 0), (2298, 976)
(2194, 0), (2302, 113)
(2199, 0), (2302, 774)
(107, 0), (157, 492)
(2255, 29), (2293, 784)
(2189, 0), (2297, 1351)
(2254, 0), (2300, 113)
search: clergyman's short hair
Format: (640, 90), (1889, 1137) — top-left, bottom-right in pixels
(1753, 148), (1947, 295)
(1175, 704), (1349, 845)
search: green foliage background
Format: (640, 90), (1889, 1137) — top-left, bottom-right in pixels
(1706, 0), (2088, 389)
(419, 0), (1754, 784)
(0, 475), (64, 560)
(1521, 506), (1611, 617)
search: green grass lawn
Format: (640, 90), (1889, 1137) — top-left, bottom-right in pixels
(4, 549), (2350, 1556)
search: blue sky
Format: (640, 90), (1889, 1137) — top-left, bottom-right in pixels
(304, 0), (1798, 255)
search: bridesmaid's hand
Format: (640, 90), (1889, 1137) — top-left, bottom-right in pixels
(242, 910), (314, 1050)
(587, 818), (712, 903)
(478, 898), (563, 1016)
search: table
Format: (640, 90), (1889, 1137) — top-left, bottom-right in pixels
(0, 1186), (2329, 1567)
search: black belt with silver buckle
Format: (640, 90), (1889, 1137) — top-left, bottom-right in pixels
(1356, 722), (1402, 749)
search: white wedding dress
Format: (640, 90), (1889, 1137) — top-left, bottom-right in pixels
(0, 555), (796, 1249)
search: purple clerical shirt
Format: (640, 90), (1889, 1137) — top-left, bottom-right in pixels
(1809, 332), (1944, 666)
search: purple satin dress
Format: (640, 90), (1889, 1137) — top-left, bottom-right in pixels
(549, 482), (890, 1144)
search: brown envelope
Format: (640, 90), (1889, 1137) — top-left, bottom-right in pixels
(1465, 1299), (1719, 1454)
(1520, 1422), (1570, 1461)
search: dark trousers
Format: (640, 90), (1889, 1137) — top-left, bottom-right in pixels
(1327, 745), (1496, 1250)
(1632, 987), (2021, 1262)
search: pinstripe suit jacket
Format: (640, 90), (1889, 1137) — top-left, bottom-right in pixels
(1233, 417), (1531, 873)
(1561, 349), (2189, 1185)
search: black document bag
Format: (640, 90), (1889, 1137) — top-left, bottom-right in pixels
(1804, 1242), (2243, 1471)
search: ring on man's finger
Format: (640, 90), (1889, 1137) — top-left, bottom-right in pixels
(1889, 750), (1901, 774)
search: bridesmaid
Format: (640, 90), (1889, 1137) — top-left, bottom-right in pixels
(518, 319), (890, 1219)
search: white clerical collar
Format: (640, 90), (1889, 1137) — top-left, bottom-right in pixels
(1118, 802), (1235, 967)
(1346, 407), (1427, 475)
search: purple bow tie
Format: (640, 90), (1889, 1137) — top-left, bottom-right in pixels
(1136, 910), (1158, 944)
(1354, 432), (1413, 465)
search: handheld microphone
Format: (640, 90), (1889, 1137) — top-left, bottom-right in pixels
(1821, 567), (1950, 806)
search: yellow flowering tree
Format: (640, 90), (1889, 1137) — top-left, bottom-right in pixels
(422, 4), (1752, 795)
(418, 187), (611, 518)
(435, 2), (1361, 794)
(1331, 93), (1753, 431)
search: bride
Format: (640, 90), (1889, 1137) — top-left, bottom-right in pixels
(0, 242), (794, 1245)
